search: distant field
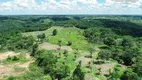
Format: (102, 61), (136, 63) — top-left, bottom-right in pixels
(23, 27), (93, 51)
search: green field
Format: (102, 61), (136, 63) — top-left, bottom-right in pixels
(23, 27), (93, 51)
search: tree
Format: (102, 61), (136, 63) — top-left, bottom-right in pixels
(104, 37), (116, 46)
(36, 52), (70, 80)
(30, 43), (39, 57)
(13, 56), (19, 61)
(37, 33), (46, 42)
(41, 33), (46, 41)
(58, 40), (62, 50)
(67, 41), (72, 46)
(8, 76), (15, 80)
(63, 50), (68, 57)
(98, 50), (112, 60)
(52, 63), (70, 80)
(72, 61), (85, 80)
(121, 48), (139, 66)
(120, 68), (138, 80)
(53, 29), (57, 36)
(36, 53), (57, 79)
(121, 36), (134, 48)
(133, 54), (142, 76)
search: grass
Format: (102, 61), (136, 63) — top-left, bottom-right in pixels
(48, 27), (92, 51)
(52, 50), (79, 76)
(3, 54), (28, 64)
(23, 26), (93, 51)
(22, 27), (106, 79)
(14, 66), (26, 72)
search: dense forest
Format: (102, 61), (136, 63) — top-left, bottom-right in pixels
(0, 15), (142, 80)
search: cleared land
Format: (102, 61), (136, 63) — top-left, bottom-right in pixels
(39, 42), (72, 51)
(23, 27), (93, 51)
(0, 51), (32, 79)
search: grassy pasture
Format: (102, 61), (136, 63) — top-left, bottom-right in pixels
(23, 27), (93, 51)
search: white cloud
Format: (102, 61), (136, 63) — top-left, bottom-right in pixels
(0, 0), (142, 15)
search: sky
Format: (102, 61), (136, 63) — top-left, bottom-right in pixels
(0, 0), (142, 15)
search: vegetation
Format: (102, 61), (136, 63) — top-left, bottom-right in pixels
(3, 55), (28, 64)
(53, 29), (57, 36)
(0, 15), (142, 80)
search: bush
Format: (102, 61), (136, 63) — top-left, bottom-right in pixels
(53, 29), (57, 36)
(98, 50), (112, 60)
(8, 76), (15, 80)
(3, 55), (27, 64)
(67, 41), (72, 46)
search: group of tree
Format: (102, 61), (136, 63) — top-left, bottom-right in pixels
(83, 27), (142, 79)
(0, 31), (35, 51)
(31, 50), (85, 80)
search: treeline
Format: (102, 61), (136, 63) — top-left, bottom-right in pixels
(52, 17), (142, 37)
(0, 30), (35, 51)
(1, 15), (142, 37)
(0, 16), (52, 32)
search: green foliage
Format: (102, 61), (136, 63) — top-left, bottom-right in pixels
(37, 33), (46, 42)
(133, 54), (142, 76)
(63, 50), (68, 55)
(83, 27), (117, 45)
(67, 41), (72, 46)
(72, 63), (85, 80)
(19, 72), (52, 80)
(120, 68), (138, 80)
(98, 50), (112, 60)
(1, 15), (142, 80)
(109, 65), (125, 79)
(36, 51), (70, 80)
(53, 29), (57, 36)
(121, 36), (135, 48)
(3, 55), (27, 64)
(30, 43), (39, 57)
(0, 16), (52, 32)
(0, 31), (35, 51)
(45, 27), (92, 51)
(8, 76), (15, 80)
(52, 62), (70, 80)
(121, 48), (140, 66)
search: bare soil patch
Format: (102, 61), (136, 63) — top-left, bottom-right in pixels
(0, 51), (20, 60)
(95, 62), (117, 75)
(0, 52), (32, 78)
(39, 42), (72, 51)
(76, 56), (92, 66)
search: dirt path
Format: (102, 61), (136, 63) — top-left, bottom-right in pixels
(39, 42), (72, 51)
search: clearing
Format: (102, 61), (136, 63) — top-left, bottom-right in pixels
(39, 42), (72, 51)
(23, 26), (93, 51)
(0, 51), (32, 79)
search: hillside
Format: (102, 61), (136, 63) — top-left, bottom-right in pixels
(0, 16), (142, 80)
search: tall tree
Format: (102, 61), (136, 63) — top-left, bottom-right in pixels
(72, 61), (85, 80)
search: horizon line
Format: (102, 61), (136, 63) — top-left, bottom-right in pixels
(0, 14), (142, 16)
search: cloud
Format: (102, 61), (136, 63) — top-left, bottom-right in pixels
(0, 0), (142, 15)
